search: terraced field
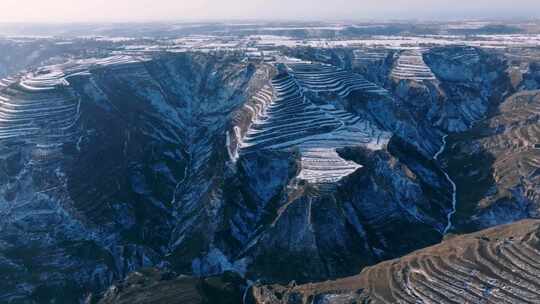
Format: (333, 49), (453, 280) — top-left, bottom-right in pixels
(288, 62), (390, 97)
(391, 49), (436, 81)
(0, 73), (79, 145)
(239, 61), (390, 185)
(0, 77), (15, 89)
(252, 220), (540, 304)
(0, 56), (146, 145)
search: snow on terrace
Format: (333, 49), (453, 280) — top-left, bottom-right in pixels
(240, 61), (390, 186)
(287, 62), (390, 97)
(391, 49), (436, 81)
(0, 76), (79, 145)
(16, 55), (146, 91)
(0, 77), (15, 89)
(19, 68), (69, 92)
(0, 55), (147, 145)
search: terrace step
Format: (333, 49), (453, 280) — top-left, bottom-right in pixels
(391, 49), (437, 81)
(0, 55), (147, 148)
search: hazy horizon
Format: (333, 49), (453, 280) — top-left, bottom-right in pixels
(1, 0), (540, 23)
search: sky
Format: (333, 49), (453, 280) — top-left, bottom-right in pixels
(1, 0), (539, 23)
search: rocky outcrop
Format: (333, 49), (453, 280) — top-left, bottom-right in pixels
(250, 219), (540, 304)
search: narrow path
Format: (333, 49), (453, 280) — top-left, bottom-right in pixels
(434, 135), (457, 234)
